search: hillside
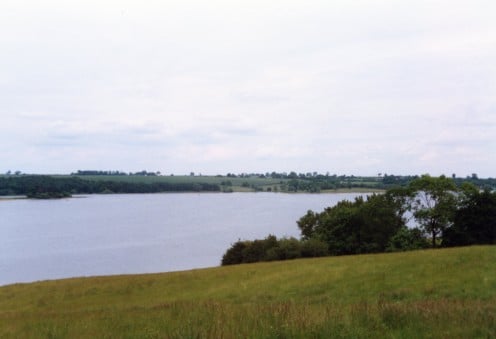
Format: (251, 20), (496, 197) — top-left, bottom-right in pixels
(0, 246), (495, 338)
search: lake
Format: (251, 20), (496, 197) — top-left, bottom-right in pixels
(0, 192), (366, 286)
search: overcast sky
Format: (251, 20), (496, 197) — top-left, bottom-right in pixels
(1, 0), (495, 177)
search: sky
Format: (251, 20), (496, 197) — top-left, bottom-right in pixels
(1, 0), (495, 177)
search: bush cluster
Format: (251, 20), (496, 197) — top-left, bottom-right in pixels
(221, 235), (329, 266)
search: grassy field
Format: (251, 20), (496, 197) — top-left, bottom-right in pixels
(66, 175), (286, 192)
(67, 175), (386, 193)
(1, 246), (494, 338)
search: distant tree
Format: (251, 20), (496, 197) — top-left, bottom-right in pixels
(297, 210), (319, 239)
(288, 171), (298, 179)
(407, 175), (458, 247)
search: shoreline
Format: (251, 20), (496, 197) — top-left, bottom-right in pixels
(0, 188), (384, 200)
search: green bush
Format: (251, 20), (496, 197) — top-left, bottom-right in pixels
(386, 227), (429, 252)
(221, 235), (279, 265)
(301, 238), (329, 257)
(221, 241), (247, 265)
(222, 236), (332, 265)
(265, 237), (302, 261)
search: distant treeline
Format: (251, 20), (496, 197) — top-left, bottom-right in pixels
(222, 175), (496, 265)
(72, 170), (160, 176)
(63, 170), (496, 191)
(229, 171), (496, 192)
(0, 175), (220, 197)
(2, 171), (495, 195)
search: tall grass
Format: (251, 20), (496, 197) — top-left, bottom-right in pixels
(1, 246), (495, 338)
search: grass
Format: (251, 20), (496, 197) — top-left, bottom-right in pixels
(65, 174), (287, 192)
(1, 246), (495, 338)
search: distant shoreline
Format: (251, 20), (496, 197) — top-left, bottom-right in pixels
(0, 195), (26, 201)
(0, 188), (384, 201)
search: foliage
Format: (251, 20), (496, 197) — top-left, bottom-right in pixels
(265, 237), (302, 261)
(297, 194), (405, 255)
(221, 235), (328, 265)
(406, 175), (458, 247)
(223, 175), (495, 266)
(219, 241), (247, 266)
(0, 175), (221, 196)
(443, 189), (496, 246)
(386, 227), (430, 252)
(4, 171), (496, 193)
(300, 238), (329, 257)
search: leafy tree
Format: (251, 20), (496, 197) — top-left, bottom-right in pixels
(313, 199), (362, 255)
(443, 189), (496, 246)
(297, 210), (319, 239)
(297, 195), (404, 255)
(406, 175), (458, 247)
(356, 193), (406, 253)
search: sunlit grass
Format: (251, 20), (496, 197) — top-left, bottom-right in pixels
(1, 246), (495, 338)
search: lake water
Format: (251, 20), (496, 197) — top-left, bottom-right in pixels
(0, 192), (365, 286)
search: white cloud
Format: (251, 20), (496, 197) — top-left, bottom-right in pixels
(1, 0), (495, 176)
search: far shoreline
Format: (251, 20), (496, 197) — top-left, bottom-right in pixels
(0, 188), (384, 201)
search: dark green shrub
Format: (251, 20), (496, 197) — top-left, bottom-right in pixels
(301, 238), (329, 257)
(265, 237), (302, 261)
(221, 241), (247, 265)
(386, 227), (429, 252)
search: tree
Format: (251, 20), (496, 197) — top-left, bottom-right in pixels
(297, 210), (319, 239)
(357, 193), (406, 253)
(296, 195), (404, 255)
(443, 188), (496, 246)
(407, 175), (458, 247)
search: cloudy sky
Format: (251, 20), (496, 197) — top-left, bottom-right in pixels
(1, 0), (495, 177)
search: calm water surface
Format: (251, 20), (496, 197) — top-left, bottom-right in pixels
(0, 192), (365, 285)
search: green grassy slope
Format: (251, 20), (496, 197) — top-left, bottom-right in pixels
(67, 174), (286, 192)
(67, 175), (386, 193)
(1, 246), (495, 338)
